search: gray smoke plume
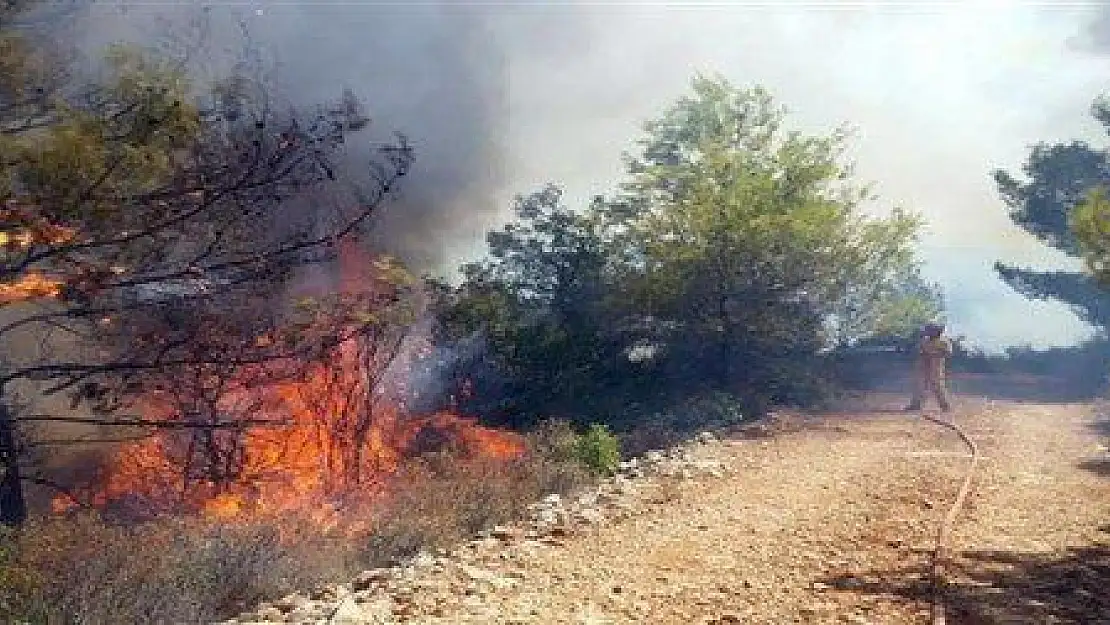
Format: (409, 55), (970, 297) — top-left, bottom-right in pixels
(75, 1), (512, 273)
(61, 1), (1110, 350)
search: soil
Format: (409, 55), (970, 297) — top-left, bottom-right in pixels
(234, 391), (1110, 624)
(405, 396), (1107, 624)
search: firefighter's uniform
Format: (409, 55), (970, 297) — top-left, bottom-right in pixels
(907, 330), (953, 412)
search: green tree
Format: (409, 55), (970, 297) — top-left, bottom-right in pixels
(1072, 186), (1110, 286)
(838, 269), (945, 347)
(992, 96), (1110, 327)
(619, 75), (933, 408)
(438, 75), (935, 425)
(434, 186), (638, 426)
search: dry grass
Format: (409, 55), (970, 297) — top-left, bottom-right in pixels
(2, 511), (356, 624)
(0, 438), (591, 625)
(364, 451), (589, 565)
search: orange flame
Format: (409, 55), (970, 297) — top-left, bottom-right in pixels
(54, 360), (524, 525)
(1, 206), (79, 306)
(54, 352), (524, 519)
(0, 272), (64, 306)
(52, 238), (524, 525)
(0, 214), (77, 250)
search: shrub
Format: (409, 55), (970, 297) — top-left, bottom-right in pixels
(618, 422), (684, 458)
(0, 526), (49, 624)
(2, 513), (353, 624)
(364, 451), (587, 565)
(525, 419), (582, 462)
(527, 419), (622, 476)
(0, 443), (593, 624)
(571, 423), (621, 476)
(670, 391), (748, 428)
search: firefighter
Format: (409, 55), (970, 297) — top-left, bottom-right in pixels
(905, 322), (953, 412)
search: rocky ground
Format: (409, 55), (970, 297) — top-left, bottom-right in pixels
(221, 395), (1110, 625)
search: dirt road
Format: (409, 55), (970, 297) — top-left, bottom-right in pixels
(387, 396), (1108, 624)
(230, 395), (1109, 624)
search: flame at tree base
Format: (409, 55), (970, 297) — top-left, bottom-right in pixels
(53, 408), (525, 526)
(50, 237), (524, 528)
(52, 344), (525, 527)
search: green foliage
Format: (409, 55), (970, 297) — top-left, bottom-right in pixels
(4, 45), (200, 226)
(621, 74), (930, 351)
(571, 423), (621, 476)
(993, 264), (1110, 328)
(992, 95), (1110, 325)
(851, 270), (945, 344)
(435, 186), (645, 425)
(614, 74), (931, 404)
(994, 141), (1109, 257)
(1072, 187), (1110, 286)
(629, 391), (751, 434)
(525, 419), (621, 476)
(435, 75), (933, 426)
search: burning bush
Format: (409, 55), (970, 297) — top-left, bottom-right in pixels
(36, 233), (528, 527)
(1, 433), (590, 625)
(52, 342), (527, 526)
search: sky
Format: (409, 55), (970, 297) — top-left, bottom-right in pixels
(75, 0), (1110, 351)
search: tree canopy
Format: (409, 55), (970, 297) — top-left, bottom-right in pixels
(435, 75), (940, 427)
(992, 96), (1110, 327)
(1072, 186), (1110, 286)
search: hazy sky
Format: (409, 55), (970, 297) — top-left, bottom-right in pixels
(80, 0), (1110, 351)
(487, 1), (1109, 351)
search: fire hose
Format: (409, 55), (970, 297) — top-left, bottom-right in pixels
(321, 405), (983, 625)
(920, 411), (981, 625)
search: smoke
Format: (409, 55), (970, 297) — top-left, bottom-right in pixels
(486, 2), (1110, 352)
(480, 1), (1110, 352)
(74, 1), (512, 273)
(65, 1), (1110, 350)
(1070, 1), (1110, 54)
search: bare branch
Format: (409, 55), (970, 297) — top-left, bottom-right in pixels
(0, 320), (386, 387)
(14, 415), (290, 429)
(25, 435), (155, 446)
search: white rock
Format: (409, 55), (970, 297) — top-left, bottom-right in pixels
(490, 525), (520, 541)
(489, 576), (518, 591)
(461, 564), (496, 582)
(272, 593), (307, 613)
(352, 568), (391, 591)
(576, 492), (599, 507)
(285, 603), (326, 621)
(331, 596), (394, 624)
(255, 605), (284, 621)
(408, 551), (436, 569)
(573, 508), (604, 525)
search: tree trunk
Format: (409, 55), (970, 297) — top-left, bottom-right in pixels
(717, 292), (732, 386)
(0, 392), (28, 527)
